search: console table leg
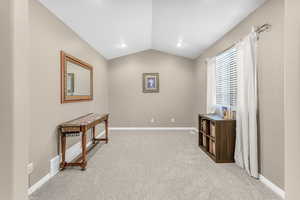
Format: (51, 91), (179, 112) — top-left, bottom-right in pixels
(60, 133), (66, 170)
(81, 131), (87, 170)
(92, 127), (96, 144)
(105, 119), (108, 144)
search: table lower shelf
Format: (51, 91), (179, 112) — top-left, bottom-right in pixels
(60, 137), (108, 170)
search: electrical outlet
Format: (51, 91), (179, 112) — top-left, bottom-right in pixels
(171, 118), (175, 123)
(27, 163), (34, 175)
(150, 118), (155, 123)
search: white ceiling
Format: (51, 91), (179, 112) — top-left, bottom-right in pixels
(38, 0), (267, 59)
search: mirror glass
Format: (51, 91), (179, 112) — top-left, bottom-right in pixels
(66, 61), (91, 96)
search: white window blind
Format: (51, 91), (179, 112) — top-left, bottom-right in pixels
(215, 47), (238, 107)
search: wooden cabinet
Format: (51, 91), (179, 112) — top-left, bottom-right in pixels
(198, 114), (236, 163)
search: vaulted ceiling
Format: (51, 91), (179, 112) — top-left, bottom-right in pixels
(39, 0), (267, 59)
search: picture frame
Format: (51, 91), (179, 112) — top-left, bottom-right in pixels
(143, 73), (159, 93)
(60, 51), (93, 103)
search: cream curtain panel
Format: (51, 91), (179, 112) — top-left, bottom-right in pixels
(206, 58), (216, 114)
(234, 31), (259, 178)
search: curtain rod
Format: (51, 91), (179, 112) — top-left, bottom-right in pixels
(215, 23), (272, 57)
(255, 23), (272, 34)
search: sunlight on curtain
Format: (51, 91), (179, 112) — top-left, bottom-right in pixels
(206, 58), (216, 114)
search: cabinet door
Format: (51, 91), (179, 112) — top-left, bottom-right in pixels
(215, 121), (235, 162)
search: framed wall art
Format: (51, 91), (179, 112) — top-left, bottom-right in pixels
(143, 73), (159, 93)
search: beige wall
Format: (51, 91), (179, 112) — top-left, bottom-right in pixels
(194, 0), (284, 189)
(108, 50), (195, 127)
(29, 0), (108, 186)
(284, 0), (300, 199)
(0, 1), (15, 198)
(0, 0), (29, 199)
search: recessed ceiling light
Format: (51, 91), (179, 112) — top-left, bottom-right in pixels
(177, 38), (183, 48)
(120, 43), (127, 48)
(116, 42), (127, 49)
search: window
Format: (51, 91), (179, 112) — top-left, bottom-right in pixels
(215, 47), (238, 107)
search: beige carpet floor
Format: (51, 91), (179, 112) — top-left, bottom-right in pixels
(30, 130), (281, 200)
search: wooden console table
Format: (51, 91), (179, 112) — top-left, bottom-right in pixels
(59, 113), (109, 170)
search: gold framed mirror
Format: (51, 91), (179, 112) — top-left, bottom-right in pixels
(60, 51), (93, 103)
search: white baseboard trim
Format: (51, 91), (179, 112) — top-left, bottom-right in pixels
(28, 130), (105, 196)
(109, 127), (198, 131)
(259, 174), (285, 199)
(50, 156), (60, 177)
(28, 173), (51, 195)
(191, 128), (198, 133)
